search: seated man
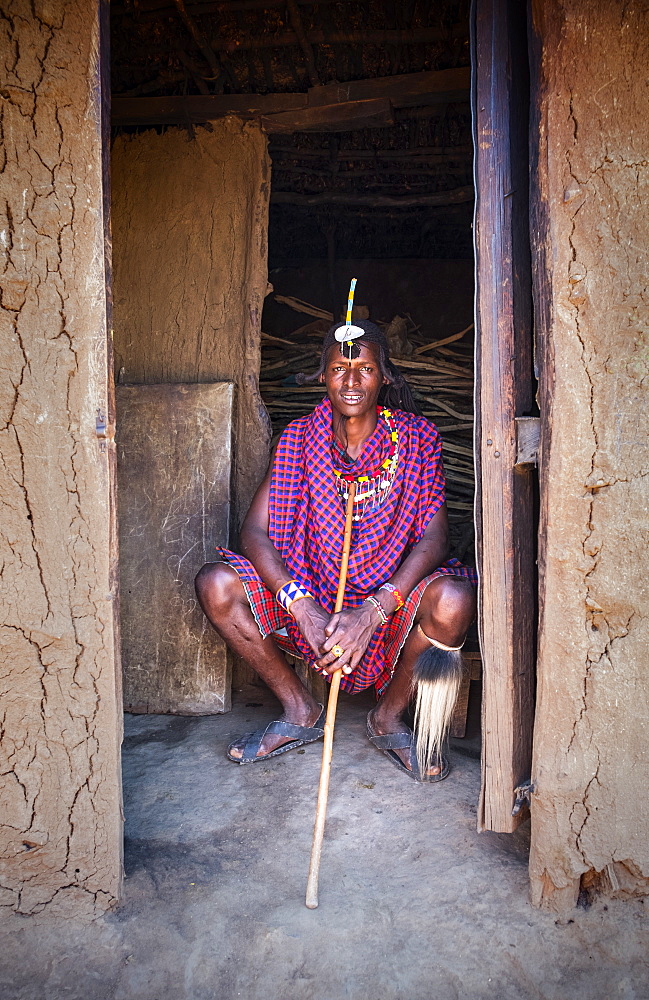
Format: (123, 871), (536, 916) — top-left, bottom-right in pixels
(195, 320), (476, 781)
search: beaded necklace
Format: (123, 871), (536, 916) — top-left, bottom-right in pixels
(333, 406), (400, 522)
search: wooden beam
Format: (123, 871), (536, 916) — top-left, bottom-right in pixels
(272, 163), (465, 178)
(112, 92), (307, 126)
(394, 105), (470, 125)
(112, 68), (470, 127)
(172, 0), (224, 86)
(125, 0), (394, 14)
(261, 97), (394, 133)
(121, 25), (469, 54)
(119, 72), (186, 97)
(308, 67), (470, 106)
(286, 0), (321, 87)
(177, 49), (210, 95)
(270, 144), (473, 160)
(270, 185), (473, 207)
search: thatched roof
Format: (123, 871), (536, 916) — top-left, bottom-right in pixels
(111, 1), (473, 259)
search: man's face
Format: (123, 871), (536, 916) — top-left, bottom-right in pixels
(321, 341), (388, 419)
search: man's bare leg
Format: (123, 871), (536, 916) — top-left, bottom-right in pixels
(195, 562), (322, 759)
(368, 575), (476, 776)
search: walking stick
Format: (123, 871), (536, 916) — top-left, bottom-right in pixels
(305, 481), (356, 909)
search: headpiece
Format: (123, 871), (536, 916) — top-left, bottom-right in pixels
(334, 278), (365, 359)
(295, 293), (421, 417)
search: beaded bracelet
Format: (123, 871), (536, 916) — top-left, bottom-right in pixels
(364, 595), (389, 625)
(379, 582), (405, 611)
(276, 581), (314, 615)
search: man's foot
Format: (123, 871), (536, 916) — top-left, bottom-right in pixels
(366, 709), (448, 781)
(227, 701), (324, 763)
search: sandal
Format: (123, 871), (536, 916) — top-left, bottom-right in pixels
(227, 706), (325, 764)
(366, 715), (449, 783)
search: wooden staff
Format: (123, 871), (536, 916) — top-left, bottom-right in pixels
(305, 480), (356, 909)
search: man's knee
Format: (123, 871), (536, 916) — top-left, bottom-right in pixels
(426, 576), (476, 627)
(195, 562), (241, 612)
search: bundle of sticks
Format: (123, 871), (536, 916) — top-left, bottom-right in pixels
(259, 296), (475, 563)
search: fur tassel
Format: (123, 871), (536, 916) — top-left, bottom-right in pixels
(412, 646), (464, 777)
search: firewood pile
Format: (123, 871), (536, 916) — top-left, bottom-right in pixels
(259, 295), (475, 561)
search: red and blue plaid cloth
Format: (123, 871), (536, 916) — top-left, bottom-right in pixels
(219, 398), (476, 695)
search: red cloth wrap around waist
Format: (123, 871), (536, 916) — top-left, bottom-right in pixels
(219, 399), (476, 694)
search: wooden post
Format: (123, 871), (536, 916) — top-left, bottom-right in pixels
(472, 0), (537, 832)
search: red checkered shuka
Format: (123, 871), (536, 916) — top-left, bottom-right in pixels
(219, 398), (476, 695)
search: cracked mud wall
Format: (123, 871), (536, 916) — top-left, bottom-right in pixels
(111, 121), (272, 527)
(530, 0), (649, 910)
(0, 3), (122, 914)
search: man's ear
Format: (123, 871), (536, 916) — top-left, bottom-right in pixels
(382, 376), (390, 386)
(318, 373), (325, 384)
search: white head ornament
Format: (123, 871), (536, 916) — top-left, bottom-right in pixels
(334, 323), (365, 343)
(336, 278), (364, 358)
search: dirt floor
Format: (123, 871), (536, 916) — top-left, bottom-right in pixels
(1, 685), (648, 1000)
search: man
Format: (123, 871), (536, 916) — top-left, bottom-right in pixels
(196, 320), (476, 781)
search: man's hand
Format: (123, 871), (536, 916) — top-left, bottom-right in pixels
(289, 598), (332, 661)
(316, 603), (382, 676)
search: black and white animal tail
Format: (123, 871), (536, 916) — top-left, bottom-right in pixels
(412, 644), (464, 777)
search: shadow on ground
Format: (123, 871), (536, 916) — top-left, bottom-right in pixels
(1, 685), (647, 999)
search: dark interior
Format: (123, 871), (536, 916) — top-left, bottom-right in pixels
(111, 0), (476, 565)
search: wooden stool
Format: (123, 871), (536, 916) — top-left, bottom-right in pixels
(450, 650), (482, 738)
(288, 654), (329, 705)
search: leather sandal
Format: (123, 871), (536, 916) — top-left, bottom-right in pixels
(227, 706), (325, 764)
(367, 715), (449, 783)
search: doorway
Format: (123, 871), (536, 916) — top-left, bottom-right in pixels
(109, 0), (537, 840)
(261, 122), (476, 549)
(247, 112), (481, 736)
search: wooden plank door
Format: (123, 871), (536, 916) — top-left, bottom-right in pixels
(472, 0), (537, 832)
(116, 383), (234, 715)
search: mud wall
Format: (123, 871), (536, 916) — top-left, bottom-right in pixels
(111, 122), (272, 526)
(530, 0), (649, 909)
(0, 3), (122, 914)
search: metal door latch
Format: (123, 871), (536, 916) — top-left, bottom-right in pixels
(96, 408), (113, 452)
(514, 417), (540, 467)
(512, 780), (535, 816)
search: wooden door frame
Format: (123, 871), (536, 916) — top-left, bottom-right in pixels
(472, 0), (538, 833)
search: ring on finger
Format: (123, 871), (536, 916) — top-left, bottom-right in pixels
(331, 644), (345, 658)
